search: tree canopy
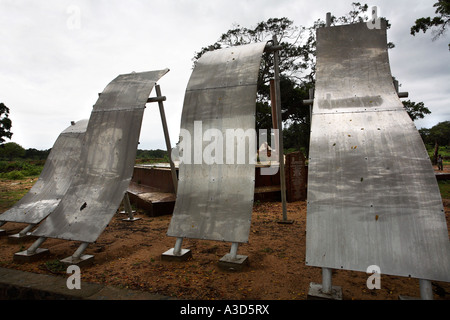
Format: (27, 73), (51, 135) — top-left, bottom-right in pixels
(192, 3), (431, 156)
(411, 0), (450, 50)
(0, 103), (13, 144)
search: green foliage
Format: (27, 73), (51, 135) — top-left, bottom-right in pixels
(438, 180), (450, 199)
(0, 103), (13, 144)
(402, 100), (431, 121)
(420, 121), (450, 146)
(0, 142), (25, 160)
(0, 160), (44, 180)
(411, 0), (450, 49)
(191, 3), (402, 156)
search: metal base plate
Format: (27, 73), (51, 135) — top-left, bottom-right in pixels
(8, 233), (34, 243)
(161, 248), (192, 262)
(13, 248), (50, 263)
(277, 220), (294, 225)
(307, 282), (343, 300)
(218, 254), (249, 271)
(122, 217), (141, 222)
(60, 254), (95, 267)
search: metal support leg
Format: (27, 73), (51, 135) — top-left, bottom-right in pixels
(13, 236), (49, 263)
(161, 237), (192, 261)
(27, 237), (47, 254)
(156, 85), (178, 194)
(229, 242), (239, 260)
(272, 35), (293, 225)
(121, 193), (140, 222)
(8, 223), (36, 242)
(218, 242), (248, 271)
(0, 221), (6, 236)
(419, 279), (433, 300)
(60, 241), (94, 267)
(322, 267), (333, 294)
(307, 267), (342, 300)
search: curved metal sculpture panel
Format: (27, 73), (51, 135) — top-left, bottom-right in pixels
(167, 43), (267, 243)
(0, 119), (88, 225)
(306, 22), (450, 282)
(32, 70), (169, 243)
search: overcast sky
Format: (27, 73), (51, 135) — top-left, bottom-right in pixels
(0, 0), (448, 150)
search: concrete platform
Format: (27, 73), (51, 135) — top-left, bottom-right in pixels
(0, 267), (173, 300)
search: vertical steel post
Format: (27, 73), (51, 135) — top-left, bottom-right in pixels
(123, 193), (134, 219)
(173, 237), (183, 255)
(322, 267), (333, 294)
(272, 35), (288, 222)
(419, 279), (433, 300)
(230, 242), (239, 260)
(155, 85), (178, 194)
(326, 12), (332, 27)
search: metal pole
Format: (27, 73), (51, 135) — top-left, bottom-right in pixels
(322, 267), (333, 294)
(155, 85), (178, 194)
(27, 237), (46, 254)
(73, 242), (89, 259)
(272, 35), (288, 222)
(174, 237), (183, 255)
(18, 224), (35, 237)
(123, 193), (134, 219)
(326, 12), (332, 27)
(230, 242), (239, 260)
(419, 279), (433, 300)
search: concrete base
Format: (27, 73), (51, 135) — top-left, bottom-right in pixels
(218, 254), (249, 271)
(307, 282), (343, 300)
(122, 217), (141, 222)
(8, 233), (35, 243)
(161, 248), (192, 262)
(13, 248), (50, 263)
(60, 254), (95, 267)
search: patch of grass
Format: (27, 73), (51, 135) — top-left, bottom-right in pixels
(43, 260), (67, 274)
(438, 181), (450, 199)
(0, 160), (43, 180)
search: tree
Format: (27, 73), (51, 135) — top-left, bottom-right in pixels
(0, 103), (13, 144)
(411, 0), (450, 50)
(0, 142), (25, 161)
(402, 100), (431, 121)
(192, 3), (404, 155)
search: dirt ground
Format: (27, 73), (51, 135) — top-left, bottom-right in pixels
(0, 167), (449, 301)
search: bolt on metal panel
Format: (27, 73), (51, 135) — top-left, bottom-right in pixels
(32, 70), (169, 243)
(306, 22), (450, 282)
(167, 43), (267, 243)
(0, 119), (88, 225)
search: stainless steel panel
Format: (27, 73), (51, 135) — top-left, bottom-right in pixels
(32, 70), (169, 243)
(0, 119), (88, 225)
(167, 43), (267, 243)
(306, 22), (450, 282)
